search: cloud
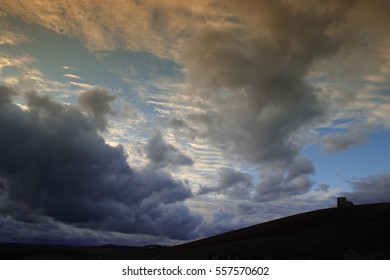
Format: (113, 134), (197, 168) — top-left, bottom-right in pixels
(2, 0), (389, 163)
(254, 156), (315, 202)
(307, 0), (390, 150)
(316, 184), (330, 192)
(63, 73), (81, 80)
(316, 125), (372, 152)
(0, 216), (180, 246)
(175, 0), (389, 202)
(179, 0), (358, 200)
(181, 0), (357, 162)
(0, 29), (28, 45)
(198, 168), (253, 200)
(0, 53), (68, 94)
(77, 87), (117, 131)
(0, 0), (231, 60)
(0, 54), (33, 75)
(342, 173), (390, 204)
(169, 118), (198, 140)
(0, 15), (30, 45)
(69, 81), (95, 90)
(0, 84), (16, 103)
(145, 131), (193, 169)
(0, 85), (202, 242)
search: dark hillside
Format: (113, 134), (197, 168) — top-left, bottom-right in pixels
(176, 202), (390, 249)
(1, 203), (389, 259)
(161, 202), (390, 259)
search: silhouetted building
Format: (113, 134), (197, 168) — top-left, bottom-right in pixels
(337, 197), (354, 208)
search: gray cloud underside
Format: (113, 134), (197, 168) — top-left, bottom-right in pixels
(182, 0), (344, 163)
(145, 131), (194, 169)
(198, 168), (253, 200)
(177, 0), (390, 200)
(178, 0), (347, 201)
(316, 122), (375, 152)
(77, 87), (117, 132)
(342, 173), (390, 204)
(0, 85), (203, 241)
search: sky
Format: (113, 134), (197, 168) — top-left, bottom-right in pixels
(0, 0), (389, 246)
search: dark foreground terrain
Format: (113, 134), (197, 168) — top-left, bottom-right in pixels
(1, 203), (389, 259)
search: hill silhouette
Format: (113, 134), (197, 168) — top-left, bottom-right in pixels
(161, 202), (390, 259)
(1, 202), (389, 259)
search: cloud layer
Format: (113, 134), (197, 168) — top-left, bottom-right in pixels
(179, 0), (350, 200)
(0, 0), (231, 59)
(175, 0), (390, 201)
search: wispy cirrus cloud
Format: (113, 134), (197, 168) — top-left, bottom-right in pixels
(63, 73), (81, 80)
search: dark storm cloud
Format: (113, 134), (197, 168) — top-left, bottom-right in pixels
(180, 0), (361, 200)
(0, 86), (202, 241)
(145, 131), (193, 169)
(198, 168), (253, 200)
(341, 173), (390, 204)
(77, 87), (117, 131)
